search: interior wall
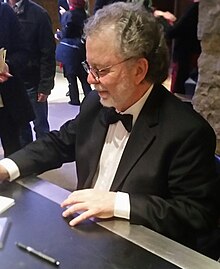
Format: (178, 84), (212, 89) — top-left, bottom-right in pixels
(33, 0), (59, 33)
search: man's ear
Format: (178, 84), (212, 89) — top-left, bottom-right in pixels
(134, 58), (148, 85)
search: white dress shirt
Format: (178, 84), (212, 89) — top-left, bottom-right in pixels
(93, 85), (153, 219)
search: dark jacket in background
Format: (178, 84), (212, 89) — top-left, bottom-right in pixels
(166, 2), (201, 93)
(94, 0), (152, 13)
(94, 0), (126, 13)
(57, 0), (69, 21)
(58, 0), (69, 11)
(0, 2), (34, 124)
(12, 0), (56, 95)
(166, 3), (200, 59)
(56, 7), (87, 76)
(57, 0), (69, 22)
(60, 7), (86, 38)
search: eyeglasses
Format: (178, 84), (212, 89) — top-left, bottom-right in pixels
(82, 57), (133, 81)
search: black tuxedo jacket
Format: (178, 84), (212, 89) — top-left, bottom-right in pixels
(10, 84), (219, 247)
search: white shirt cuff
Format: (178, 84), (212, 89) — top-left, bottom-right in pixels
(114, 191), (130, 219)
(0, 158), (20, 181)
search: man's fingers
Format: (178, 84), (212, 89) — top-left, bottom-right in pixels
(62, 201), (91, 217)
(61, 195), (78, 208)
(61, 189), (91, 208)
(62, 203), (97, 226)
(68, 210), (96, 226)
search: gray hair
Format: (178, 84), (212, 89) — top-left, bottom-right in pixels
(84, 2), (169, 84)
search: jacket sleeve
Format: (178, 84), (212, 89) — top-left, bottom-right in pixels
(37, 11), (56, 95)
(8, 116), (78, 177)
(4, 5), (28, 77)
(129, 122), (219, 245)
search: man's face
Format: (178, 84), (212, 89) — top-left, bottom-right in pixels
(86, 33), (139, 112)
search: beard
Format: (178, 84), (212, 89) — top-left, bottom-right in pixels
(97, 86), (132, 112)
(99, 96), (114, 108)
(95, 69), (134, 111)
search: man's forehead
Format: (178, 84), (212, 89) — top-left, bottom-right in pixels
(86, 36), (119, 64)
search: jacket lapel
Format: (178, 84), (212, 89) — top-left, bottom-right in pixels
(111, 85), (162, 191)
(82, 108), (109, 188)
(82, 85), (165, 190)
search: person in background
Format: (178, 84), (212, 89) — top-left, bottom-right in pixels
(94, 0), (176, 25)
(166, 0), (201, 94)
(0, 2), (219, 253)
(0, 2), (34, 156)
(58, 0), (69, 22)
(55, 0), (92, 105)
(94, 0), (124, 13)
(58, 0), (95, 19)
(6, 0), (56, 146)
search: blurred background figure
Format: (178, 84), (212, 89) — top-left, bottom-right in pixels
(166, 0), (201, 94)
(55, 0), (92, 106)
(6, 0), (56, 146)
(94, 0), (176, 52)
(0, 2), (34, 156)
(94, 0), (153, 13)
(58, 0), (95, 21)
(58, 0), (69, 21)
(93, 0), (125, 13)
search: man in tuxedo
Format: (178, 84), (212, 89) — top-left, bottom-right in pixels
(0, 2), (219, 250)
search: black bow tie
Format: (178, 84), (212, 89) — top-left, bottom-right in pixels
(102, 108), (133, 132)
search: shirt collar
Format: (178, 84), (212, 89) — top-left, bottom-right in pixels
(13, 0), (23, 9)
(121, 84), (154, 126)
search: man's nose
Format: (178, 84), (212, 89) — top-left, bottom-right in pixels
(87, 72), (99, 84)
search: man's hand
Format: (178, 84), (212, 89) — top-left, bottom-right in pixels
(0, 63), (12, 83)
(0, 164), (10, 181)
(37, 93), (48, 102)
(54, 29), (61, 40)
(61, 189), (116, 226)
(59, 6), (67, 16)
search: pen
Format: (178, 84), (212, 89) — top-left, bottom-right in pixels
(15, 242), (60, 266)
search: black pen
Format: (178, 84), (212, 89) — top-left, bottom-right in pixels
(15, 242), (60, 266)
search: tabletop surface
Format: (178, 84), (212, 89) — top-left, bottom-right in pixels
(0, 181), (182, 269)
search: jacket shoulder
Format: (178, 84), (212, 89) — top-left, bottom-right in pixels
(80, 90), (101, 114)
(27, 0), (50, 18)
(152, 84), (216, 138)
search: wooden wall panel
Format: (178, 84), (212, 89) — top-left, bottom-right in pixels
(33, 0), (59, 33)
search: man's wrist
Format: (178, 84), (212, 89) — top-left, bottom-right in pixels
(114, 192), (130, 219)
(0, 158), (20, 181)
(0, 164), (10, 181)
